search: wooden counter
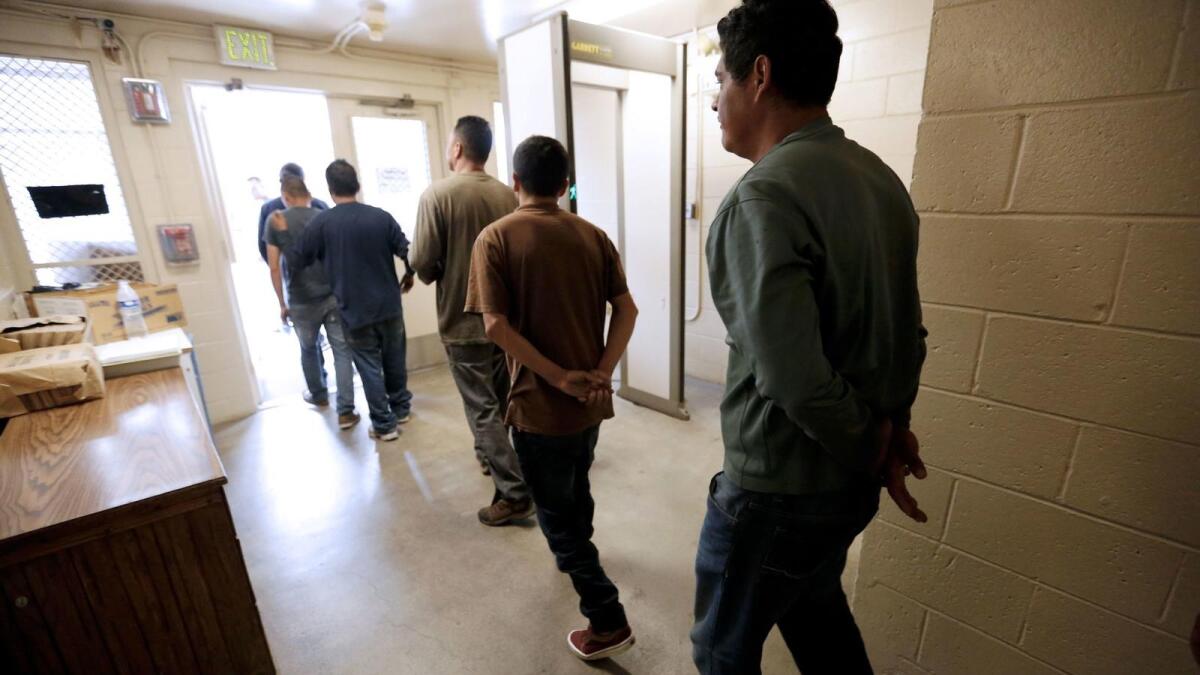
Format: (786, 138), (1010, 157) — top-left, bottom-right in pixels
(0, 368), (274, 673)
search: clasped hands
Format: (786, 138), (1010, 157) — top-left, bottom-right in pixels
(556, 369), (615, 407)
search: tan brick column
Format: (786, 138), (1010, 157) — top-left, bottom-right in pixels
(853, 1), (1200, 673)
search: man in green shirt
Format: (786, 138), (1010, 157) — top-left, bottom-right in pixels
(690, 1), (929, 672)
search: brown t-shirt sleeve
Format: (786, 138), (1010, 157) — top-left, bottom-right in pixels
(604, 235), (630, 300)
(465, 226), (509, 315)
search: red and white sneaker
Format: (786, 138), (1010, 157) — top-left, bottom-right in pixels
(567, 624), (635, 661)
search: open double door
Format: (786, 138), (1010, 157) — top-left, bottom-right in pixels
(190, 84), (445, 404)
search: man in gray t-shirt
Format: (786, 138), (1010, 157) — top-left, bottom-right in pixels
(265, 176), (359, 428)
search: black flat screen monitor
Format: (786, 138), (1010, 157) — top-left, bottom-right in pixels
(26, 184), (109, 219)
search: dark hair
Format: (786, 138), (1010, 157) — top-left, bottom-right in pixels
(325, 159), (360, 197)
(454, 115), (493, 163)
(280, 175), (310, 199)
(512, 135), (569, 198)
(717, 0), (842, 106)
(279, 162), (304, 181)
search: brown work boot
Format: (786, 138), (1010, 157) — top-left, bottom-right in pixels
(477, 498), (535, 526)
(567, 624), (635, 661)
(338, 411), (361, 430)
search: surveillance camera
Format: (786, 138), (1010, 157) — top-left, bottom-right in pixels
(102, 18), (115, 30)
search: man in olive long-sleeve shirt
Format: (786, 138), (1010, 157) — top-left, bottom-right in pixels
(690, 2), (929, 673)
(411, 116), (531, 526)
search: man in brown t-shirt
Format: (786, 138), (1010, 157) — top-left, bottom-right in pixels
(411, 116), (530, 527)
(465, 135), (639, 661)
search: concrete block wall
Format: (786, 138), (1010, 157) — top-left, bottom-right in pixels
(854, 1), (1200, 673)
(683, 0), (934, 385)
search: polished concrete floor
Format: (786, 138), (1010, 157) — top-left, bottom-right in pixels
(215, 366), (855, 674)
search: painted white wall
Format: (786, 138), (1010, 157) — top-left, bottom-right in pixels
(0, 249), (16, 300)
(570, 60), (678, 403)
(682, 0), (935, 385)
(571, 84), (621, 244)
(502, 20), (563, 152)
(0, 6), (502, 423)
(621, 69), (676, 401)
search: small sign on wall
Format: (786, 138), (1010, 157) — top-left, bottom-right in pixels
(157, 223), (200, 265)
(215, 25), (277, 70)
(122, 78), (171, 123)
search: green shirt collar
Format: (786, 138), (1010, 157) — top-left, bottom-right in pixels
(762, 115), (836, 160)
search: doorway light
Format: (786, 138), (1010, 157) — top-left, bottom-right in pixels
(552, 0), (668, 25)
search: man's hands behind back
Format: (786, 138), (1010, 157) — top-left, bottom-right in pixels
(556, 370), (614, 407)
(872, 418), (928, 523)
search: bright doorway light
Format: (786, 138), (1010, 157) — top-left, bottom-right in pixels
(190, 85), (337, 405)
(554, 0), (668, 25)
(493, 101), (510, 185)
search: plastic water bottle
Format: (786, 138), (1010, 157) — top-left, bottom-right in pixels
(116, 280), (148, 339)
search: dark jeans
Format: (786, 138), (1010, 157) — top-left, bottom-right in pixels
(513, 425), (627, 633)
(445, 342), (527, 502)
(691, 472), (879, 675)
(290, 296), (355, 415)
(347, 314), (412, 433)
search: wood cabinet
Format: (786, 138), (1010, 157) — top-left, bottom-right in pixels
(0, 369), (274, 673)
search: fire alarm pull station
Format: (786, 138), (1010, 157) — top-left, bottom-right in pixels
(157, 224), (200, 265)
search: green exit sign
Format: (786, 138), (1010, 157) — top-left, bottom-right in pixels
(215, 25), (277, 70)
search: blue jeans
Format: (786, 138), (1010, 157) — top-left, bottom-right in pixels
(691, 472), (879, 675)
(290, 296), (356, 415)
(347, 314), (412, 433)
(512, 425), (627, 633)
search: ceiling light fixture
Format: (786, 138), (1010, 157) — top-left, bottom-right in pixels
(362, 3), (387, 42)
(319, 2), (387, 52)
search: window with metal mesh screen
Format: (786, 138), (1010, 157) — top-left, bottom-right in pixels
(0, 56), (143, 284)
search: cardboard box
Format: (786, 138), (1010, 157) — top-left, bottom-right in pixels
(29, 283), (187, 345)
(0, 343), (106, 418)
(0, 315), (90, 354)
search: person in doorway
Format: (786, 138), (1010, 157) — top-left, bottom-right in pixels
(465, 135), (640, 661)
(273, 159), (415, 442)
(690, 1), (929, 673)
(258, 163), (328, 263)
(248, 176), (269, 203)
(411, 116), (532, 526)
(264, 176), (359, 429)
